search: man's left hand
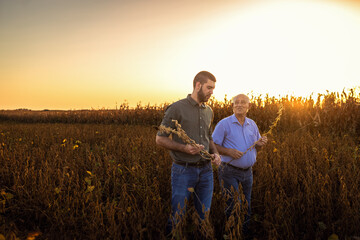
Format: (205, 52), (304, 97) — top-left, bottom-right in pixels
(256, 136), (268, 147)
(211, 153), (221, 166)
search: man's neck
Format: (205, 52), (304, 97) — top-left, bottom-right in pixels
(235, 114), (246, 125)
(190, 92), (201, 105)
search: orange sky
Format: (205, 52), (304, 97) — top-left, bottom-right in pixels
(1, 0), (360, 110)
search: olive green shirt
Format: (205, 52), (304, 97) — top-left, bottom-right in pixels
(157, 94), (214, 163)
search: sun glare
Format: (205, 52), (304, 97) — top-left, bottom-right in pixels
(184, 0), (360, 101)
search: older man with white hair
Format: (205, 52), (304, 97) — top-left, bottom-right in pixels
(212, 93), (267, 237)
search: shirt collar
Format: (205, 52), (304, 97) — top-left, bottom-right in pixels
(231, 114), (249, 125)
(187, 94), (206, 108)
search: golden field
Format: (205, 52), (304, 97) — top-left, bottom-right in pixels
(0, 90), (359, 240)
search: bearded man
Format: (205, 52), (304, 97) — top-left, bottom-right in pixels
(156, 71), (221, 236)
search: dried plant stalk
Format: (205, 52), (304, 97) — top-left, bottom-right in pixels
(157, 120), (213, 160)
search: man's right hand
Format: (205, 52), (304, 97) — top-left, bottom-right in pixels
(227, 148), (244, 160)
(184, 144), (204, 155)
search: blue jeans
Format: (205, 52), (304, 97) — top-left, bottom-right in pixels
(166, 162), (214, 234)
(218, 163), (253, 233)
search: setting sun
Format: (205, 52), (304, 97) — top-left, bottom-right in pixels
(185, 0), (360, 100)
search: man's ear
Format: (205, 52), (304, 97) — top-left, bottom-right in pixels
(195, 81), (202, 92)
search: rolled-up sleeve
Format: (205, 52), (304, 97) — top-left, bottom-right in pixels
(157, 105), (176, 137)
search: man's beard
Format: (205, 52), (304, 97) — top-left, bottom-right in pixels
(197, 86), (210, 103)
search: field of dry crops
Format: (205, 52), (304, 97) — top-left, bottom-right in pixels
(1, 91), (360, 240)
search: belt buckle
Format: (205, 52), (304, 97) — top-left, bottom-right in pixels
(196, 160), (207, 167)
(194, 161), (202, 167)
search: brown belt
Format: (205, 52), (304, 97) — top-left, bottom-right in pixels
(221, 162), (251, 171)
(174, 160), (210, 168)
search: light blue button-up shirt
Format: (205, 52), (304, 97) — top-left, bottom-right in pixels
(212, 114), (261, 168)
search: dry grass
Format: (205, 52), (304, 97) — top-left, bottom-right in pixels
(0, 90), (359, 239)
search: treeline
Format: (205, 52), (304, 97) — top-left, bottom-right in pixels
(1, 89), (359, 137)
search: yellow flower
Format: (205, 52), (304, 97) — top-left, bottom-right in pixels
(86, 186), (95, 192)
(26, 231), (41, 240)
(328, 234), (339, 240)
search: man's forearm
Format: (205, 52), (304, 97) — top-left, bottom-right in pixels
(156, 135), (185, 152)
(214, 143), (230, 156)
(209, 140), (219, 155)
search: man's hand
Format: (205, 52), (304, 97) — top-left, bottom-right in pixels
(184, 144), (204, 155)
(256, 136), (268, 147)
(211, 153), (221, 166)
(227, 148), (244, 160)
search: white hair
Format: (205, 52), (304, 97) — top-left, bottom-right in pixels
(231, 94), (250, 104)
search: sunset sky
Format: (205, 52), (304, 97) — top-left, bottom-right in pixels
(1, 0), (360, 110)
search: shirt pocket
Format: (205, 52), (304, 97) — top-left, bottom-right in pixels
(247, 129), (258, 144)
(250, 134), (258, 144)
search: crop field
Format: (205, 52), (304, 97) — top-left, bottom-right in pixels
(1, 91), (360, 240)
